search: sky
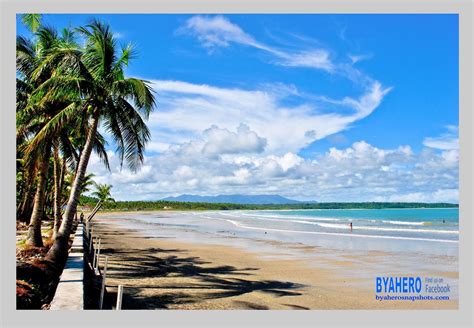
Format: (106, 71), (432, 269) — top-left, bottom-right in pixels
(16, 14), (459, 202)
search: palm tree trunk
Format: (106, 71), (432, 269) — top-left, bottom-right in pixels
(18, 184), (35, 224)
(52, 143), (61, 240)
(46, 110), (100, 264)
(25, 144), (52, 247)
(18, 166), (38, 223)
(87, 200), (102, 223)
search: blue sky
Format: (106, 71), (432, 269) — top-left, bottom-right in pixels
(17, 14), (459, 202)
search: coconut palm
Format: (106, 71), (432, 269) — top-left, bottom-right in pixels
(91, 183), (115, 203)
(63, 172), (96, 198)
(41, 20), (155, 264)
(21, 14), (42, 33)
(17, 24), (74, 247)
(17, 22), (111, 246)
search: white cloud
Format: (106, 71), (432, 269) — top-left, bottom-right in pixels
(202, 124), (267, 157)
(146, 141), (171, 153)
(274, 49), (334, 72)
(87, 138), (458, 203)
(181, 15), (356, 76)
(182, 15), (256, 51)
(381, 189), (459, 203)
(148, 79), (391, 156)
(113, 32), (124, 39)
(423, 125), (458, 150)
(166, 124), (266, 159)
(349, 53), (372, 64)
(173, 165), (194, 179)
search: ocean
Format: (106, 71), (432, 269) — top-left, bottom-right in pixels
(111, 208), (459, 258)
(219, 208), (459, 242)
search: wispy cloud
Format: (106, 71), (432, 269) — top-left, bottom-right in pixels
(180, 15), (256, 50)
(113, 32), (124, 39)
(147, 79), (391, 155)
(180, 15), (371, 80)
(349, 53), (372, 64)
(423, 125), (459, 150)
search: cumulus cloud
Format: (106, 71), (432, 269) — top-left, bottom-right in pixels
(87, 137), (458, 203)
(165, 124), (267, 159)
(381, 189), (459, 203)
(202, 124), (267, 157)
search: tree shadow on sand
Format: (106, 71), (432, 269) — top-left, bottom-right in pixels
(100, 245), (305, 309)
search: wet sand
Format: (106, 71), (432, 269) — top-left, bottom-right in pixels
(91, 214), (458, 310)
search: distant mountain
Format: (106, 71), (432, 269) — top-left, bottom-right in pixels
(162, 194), (304, 205)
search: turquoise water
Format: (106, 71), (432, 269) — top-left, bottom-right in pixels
(230, 208), (459, 242)
(263, 208), (458, 224)
(112, 208), (459, 256)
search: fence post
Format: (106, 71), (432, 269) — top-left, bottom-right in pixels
(92, 238), (97, 269)
(89, 235), (94, 255)
(94, 238), (102, 272)
(99, 256), (108, 310)
(116, 285), (123, 310)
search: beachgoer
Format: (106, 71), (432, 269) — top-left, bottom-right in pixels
(349, 222), (353, 232)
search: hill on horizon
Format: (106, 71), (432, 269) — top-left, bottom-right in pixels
(162, 194), (306, 205)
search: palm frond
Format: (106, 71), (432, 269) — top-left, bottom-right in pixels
(24, 102), (81, 163)
(112, 78), (155, 119)
(21, 14), (41, 32)
(93, 131), (111, 171)
(111, 97), (151, 171)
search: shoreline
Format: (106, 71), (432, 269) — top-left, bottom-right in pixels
(91, 214), (458, 310)
(87, 206), (459, 216)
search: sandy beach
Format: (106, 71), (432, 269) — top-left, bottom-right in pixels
(91, 212), (458, 310)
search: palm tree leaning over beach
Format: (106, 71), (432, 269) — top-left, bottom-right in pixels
(42, 20), (156, 265)
(91, 183), (115, 203)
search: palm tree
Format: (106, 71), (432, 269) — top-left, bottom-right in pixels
(21, 14), (42, 33)
(51, 143), (64, 240)
(17, 24), (72, 247)
(42, 20), (155, 264)
(18, 17), (111, 245)
(91, 183), (115, 203)
(64, 172), (96, 195)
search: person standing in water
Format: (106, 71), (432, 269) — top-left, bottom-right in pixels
(349, 222), (353, 232)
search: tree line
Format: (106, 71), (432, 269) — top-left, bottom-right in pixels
(78, 198), (458, 211)
(16, 14), (155, 266)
